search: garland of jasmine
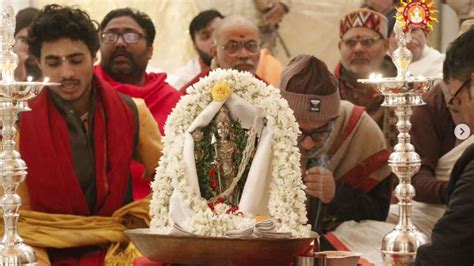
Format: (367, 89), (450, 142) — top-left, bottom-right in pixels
(150, 69), (310, 237)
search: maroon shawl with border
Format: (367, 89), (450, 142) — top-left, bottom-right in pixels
(93, 65), (181, 135)
(94, 65), (181, 200)
(20, 78), (135, 217)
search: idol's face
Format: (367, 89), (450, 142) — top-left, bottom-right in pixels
(339, 27), (387, 78)
(39, 38), (94, 102)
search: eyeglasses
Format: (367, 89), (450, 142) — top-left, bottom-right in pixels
(448, 78), (472, 112)
(298, 122), (334, 143)
(100, 32), (145, 45)
(341, 37), (381, 48)
(452, 78), (472, 98)
(219, 40), (261, 56)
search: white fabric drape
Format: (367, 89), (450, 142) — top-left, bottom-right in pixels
(170, 93), (272, 226)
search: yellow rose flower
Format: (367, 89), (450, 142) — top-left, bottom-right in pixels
(211, 82), (232, 102)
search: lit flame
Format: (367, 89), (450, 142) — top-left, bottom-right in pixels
(43, 77), (50, 83)
(369, 73), (384, 80)
(27, 76), (33, 82)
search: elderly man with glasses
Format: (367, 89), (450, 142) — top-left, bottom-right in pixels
(94, 8), (182, 200)
(280, 54), (392, 250)
(336, 8), (397, 147)
(181, 15), (267, 94)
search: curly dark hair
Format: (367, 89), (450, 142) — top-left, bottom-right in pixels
(27, 4), (99, 58)
(99, 8), (155, 46)
(443, 27), (474, 82)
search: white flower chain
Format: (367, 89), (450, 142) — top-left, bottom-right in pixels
(150, 69), (310, 237)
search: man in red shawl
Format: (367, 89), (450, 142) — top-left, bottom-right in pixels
(280, 54), (392, 250)
(94, 8), (182, 199)
(17, 4), (162, 265)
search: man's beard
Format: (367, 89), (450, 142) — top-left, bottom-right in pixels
(196, 48), (212, 67)
(103, 50), (141, 81)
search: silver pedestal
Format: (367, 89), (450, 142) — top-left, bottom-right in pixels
(358, 80), (434, 265)
(358, 16), (438, 264)
(0, 5), (58, 265)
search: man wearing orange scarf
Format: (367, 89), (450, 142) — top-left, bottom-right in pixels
(94, 8), (182, 200)
(18, 5), (162, 265)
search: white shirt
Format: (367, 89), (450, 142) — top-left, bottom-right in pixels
(170, 57), (202, 89)
(408, 45), (445, 78)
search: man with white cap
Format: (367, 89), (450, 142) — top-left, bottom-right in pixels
(280, 54), (392, 248)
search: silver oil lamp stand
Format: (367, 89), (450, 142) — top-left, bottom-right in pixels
(0, 5), (57, 265)
(358, 20), (436, 265)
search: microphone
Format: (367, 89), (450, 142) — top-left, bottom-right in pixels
(306, 154), (329, 233)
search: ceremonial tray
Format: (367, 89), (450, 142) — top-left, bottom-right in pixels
(126, 228), (319, 265)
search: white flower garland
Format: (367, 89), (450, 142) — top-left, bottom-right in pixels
(150, 69), (310, 237)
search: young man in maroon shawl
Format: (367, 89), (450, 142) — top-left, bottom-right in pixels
(180, 15), (264, 93)
(94, 8), (182, 199)
(17, 5), (162, 265)
(280, 54), (392, 249)
(336, 8), (397, 147)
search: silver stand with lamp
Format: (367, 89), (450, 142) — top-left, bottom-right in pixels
(358, 15), (437, 265)
(0, 4), (57, 265)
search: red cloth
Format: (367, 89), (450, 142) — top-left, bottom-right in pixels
(49, 247), (106, 266)
(134, 257), (169, 266)
(93, 65), (181, 135)
(20, 78), (135, 265)
(330, 105), (390, 193)
(21, 78), (134, 216)
(94, 65), (182, 200)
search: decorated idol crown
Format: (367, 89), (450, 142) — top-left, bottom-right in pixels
(150, 69), (310, 237)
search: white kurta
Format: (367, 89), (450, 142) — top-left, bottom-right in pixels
(170, 57), (202, 90)
(408, 45), (445, 78)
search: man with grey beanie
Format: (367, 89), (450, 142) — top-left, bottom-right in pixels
(280, 54), (392, 248)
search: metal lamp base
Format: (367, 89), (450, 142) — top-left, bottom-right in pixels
(381, 227), (428, 265)
(0, 243), (37, 265)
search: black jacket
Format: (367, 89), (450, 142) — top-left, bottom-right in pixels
(416, 143), (474, 266)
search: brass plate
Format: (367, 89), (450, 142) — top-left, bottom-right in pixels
(126, 228), (319, 265)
